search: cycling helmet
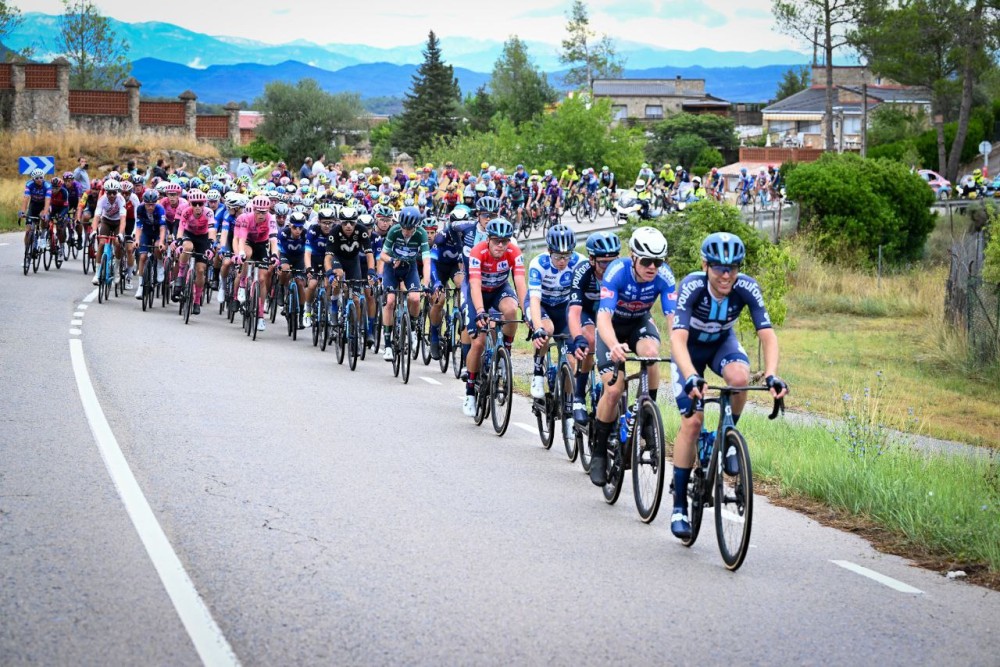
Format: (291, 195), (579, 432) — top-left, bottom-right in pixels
(339, 206), (359, 222)
(485, 217), (514, 239)
(363, 167), (372, 176)
(450, 207), (470, 222)
(476, 195), (501, 214)
(273, 202), (291, 217)
(189, 177), (203, 189)
(165, 182), (183, 195)
(224, 191), (242, 207)
(398, 206), (423, 229)
(692, 177), (701, 185)
(271, 170), (281, 179)
(740, 167), (747, 175)
(62, 171), (74, 180)
(302, 196), (315, 208)
(107, 170), (121, 181)
(289, 195), (303, 206)
(285, 184), (297, 195)
(90, 178), (103, 191)
(374, 205), (394, 218)
(546, 225), (576, 253)
(358, 213), (374, 226)
(629, 226), (668, 259)
(481, 161), (489, 170)
(701, 232), (746, 265)
(251, 195), (271, 211)
(316, 208), (334, 222)
(120, 180), (133, 193)
(187, 189), (207, 203)
(602, 166), (609, 172)
(641, 163), (649, 169)
(474, 182), (488, 193)
(210, 181), (225, 193)
(197, 166), (212, 179)
(104, 179), (121, 192)
(142, 189), (159, 204)
(289, 211), (307, 226)
(586, 231), (622, 258)
(634, 179), (646, 192)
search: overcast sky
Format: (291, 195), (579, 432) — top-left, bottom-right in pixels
(22, 0), (801, 52)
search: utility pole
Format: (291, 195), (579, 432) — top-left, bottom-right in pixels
(861, 81), (868, 157)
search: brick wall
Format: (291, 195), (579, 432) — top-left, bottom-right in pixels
(24, 64), (58, 89)
(139, 101), (186, 126)
(69, 90), (128, 116)
(0, 64), (11, 89)
(196, 115), (228, 139)
(739, 147), (826, 163)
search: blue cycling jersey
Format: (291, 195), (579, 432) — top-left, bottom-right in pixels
(672, 272), (772, 344)
(277, 226), (306, 259)
(528, 251), (583, 307)
(24, 180), (51, 209)
(135, 203), (166, 231)
(598, 258), (677, 321)
(305, 227), (330, 267)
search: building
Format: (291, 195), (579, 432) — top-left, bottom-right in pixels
(592, 77), (730, 123)
(762, 66), (931, 150)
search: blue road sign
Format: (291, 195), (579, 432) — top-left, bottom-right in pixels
(19, 156), (56, 175)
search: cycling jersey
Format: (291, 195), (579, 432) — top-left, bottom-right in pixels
(467, 241), (524, 292)
(381, 225), (430, 264)
(528, 251), (583, 306)
(234, 211), (278, 244)
(305, 227), (331, 269)
(326, 223), (372, 260)
(136, 204), (166, 232)
(560, 170), (578, 185)
(598, 258), (677, 321)
(94, 194), (124, 221)
(430, 229), (465, 283)
(161, 197), (190, 225)
(277, 227), (306, 259)
(23, 180), (51, 212)
(49, 186), (70, 215)
(599, 172), (615, 189)
(569, 261), (602, 321)
(672, 272), (771, 344)
(180, 206), (213, 236)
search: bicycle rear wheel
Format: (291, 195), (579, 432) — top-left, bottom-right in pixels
(558, 363), (577, 462)
(603, 404), (625, 505)
(98, 254), (109, 303)
(490, 346), (513, 436)
(269, 280), (280, 323)
(43, 234), (52, 271)
(714, 429), (753, 570)
(320, 300), (331, 352)
(348, 300), (360, 371)
(250, 282), (261, 340)
(632, 400), (666, 523)
(577, 373), (595, 473)
(32, 238), (41, 273)
(400, 313), (412, 383)
(450, 312), (463, 378)
(335, 309), (346, 365)
(183, 271), (194, 324)
(23, 241), (30, 276)
(290, 285), (300, 340)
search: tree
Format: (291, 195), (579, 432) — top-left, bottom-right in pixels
(775, 66), (811, 100)
(559, 0), (625, 94)
(490, 36), (557, 125)
(0, 0), (32, 61)
(646, 113), (739, 166)
(254, 79), (364, 167)
(464, 86), (496, 134)
(57, 0), (131, 89)
(773, 0), (863, 150)
(393, 31), (462, 157)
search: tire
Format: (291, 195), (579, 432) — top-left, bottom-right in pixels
(98, 254), (108, 303)
(289, 285), (299, 341)
(450, 312), (463, 379)
(632, 400), (666, 524)
(558, 363), (577, 462)
(602, 403), (625, 505)
(335, 305), (346, 365)
(358, 295), (369, 362)
(535, 389), (555, 450)
(420, 306), (432, 366)
(473, 369), (489, 426)
(81, 233), (91, 275)
(43, 235), (52, 271)
(578, 371), (596, 473)
(183, 274), (193, 325)
(32, 240), (41, 273)
(400, 313), (412, 384)
(161, 257), (171, 309)
(438, 316), (451, 374)
(490, 346), (513, 436)
(268, 280), (279, 323)
(54, 238), (64, 269)
(23, 242), (30, 276)
(715, 429), (753, 570)
(250, 282), (260, 341)
(348, 300), (360, 371)
(311, 296), (321, 346)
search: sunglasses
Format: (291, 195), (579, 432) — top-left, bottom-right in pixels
(479, 212), (498, 219)
(637, 257), (664, 268)
(551, 252), (571, 261)
(488, 237), (510, 245)
(594, 256), (619, 266)
(192, 202), (204, 208)
(709, 263), (740, 275)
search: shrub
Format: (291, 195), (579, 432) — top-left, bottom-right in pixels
(243, 137), (282, 165)
(784, 152), (935, 266)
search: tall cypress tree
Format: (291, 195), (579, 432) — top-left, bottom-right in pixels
(394, 31), (461, 157)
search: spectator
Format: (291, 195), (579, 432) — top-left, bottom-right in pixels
(313, 153), (327, 177)
(73, 157), (89, 191)
(236, 155), (254, 180)
(153, 158), (168, 181)
(126, 159), (137, 176)
(299, 157), (313, 180)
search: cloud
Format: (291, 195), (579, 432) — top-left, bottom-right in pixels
(187, 57), (207, 69)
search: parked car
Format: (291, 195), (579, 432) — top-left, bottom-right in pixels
(987, 174), (1000, 197)
(918, 169), (952, 199)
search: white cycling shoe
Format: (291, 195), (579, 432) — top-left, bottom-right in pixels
(530, 375), (546, 399)
(463, 395), (476, 417)
(382, 345), (394, 361)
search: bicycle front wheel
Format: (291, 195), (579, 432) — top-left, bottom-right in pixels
(490, 346), (513, 436)
(558, 363), (577, 462)
(450, 312), (463, 378)
(715, 429), (753, 570)
(399, 313), (411, 383)
(632, 400), (666, 523)
(348, 300), (360, 371)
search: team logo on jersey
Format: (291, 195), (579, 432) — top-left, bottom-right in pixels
(600, 286), (615, 299)
(497, 260), (509, 271)
(559, 273), (573, 287)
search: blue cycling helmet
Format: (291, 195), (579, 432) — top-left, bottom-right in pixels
(585, 231), (622, 258)
(546, 225), (576, 253)
(476, 195), (501, 214)
(398, 206), (423, 229)
(701, 232), (746, 265)
(485, 217), (514, 239)
(142, 189), (159, 204)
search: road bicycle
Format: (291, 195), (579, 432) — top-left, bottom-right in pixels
(530, 333), (575, 459)
(471, 313), (520, 436)
(95, 234), (118, 303)
(138, 242), (162, 312)
(80, 222), (96, 275)
(436, 286), (463, 376)
(573, 364), (603, 474)
(311, 272), (331, 350)
(333, 278), (369, 371)
(602, 356), (672, 524)
(45, 215), (67, 270)
(388, 288), (424, 384)
(279, 267), (307, 341)
(22, 215), (43, 275)
(596, 187), (614, 217)
(574, 191), (598, 224)
(416, 293), (433, 366)
(177, 250), (210, 325)
(678, 384), (784, 571)
(240, 260), (270, 341)
(218, 254), (240, 322)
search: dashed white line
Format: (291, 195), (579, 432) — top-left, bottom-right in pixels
(71, 319), (83, 326)
(69, 339), (241, 666)
(831, 560), (923, 594)
(78, 304), (89, 310)
(0, 242), (9, 246)
(514, 422), (538, 435)
(69, 328), (82, 336)
(420, 376), (442, 386)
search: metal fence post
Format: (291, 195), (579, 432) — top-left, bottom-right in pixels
(877, 245), (882, 289)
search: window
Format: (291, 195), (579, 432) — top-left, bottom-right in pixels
(645, 105), (663, 119)
(612, 105), (627, 120)
(797, 120), (821, 134)
(767, 120), (795, 134)
(842, 116), (862, 135)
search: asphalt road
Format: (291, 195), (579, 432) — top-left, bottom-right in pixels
(2, 231), (999, 666)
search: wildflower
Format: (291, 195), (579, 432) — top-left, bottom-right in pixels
(842, 393), (852, 402)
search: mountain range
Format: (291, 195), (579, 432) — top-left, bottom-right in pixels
(8, 12), (812, 105)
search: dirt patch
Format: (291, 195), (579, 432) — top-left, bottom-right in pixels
(756, 479), (1000, 592)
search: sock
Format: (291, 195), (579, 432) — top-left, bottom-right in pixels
(592, 418), (613, 458)
(193, 285), (202, 302)
(533, 353), (544, 375)
(574, 371), (588, 401)
(384, 325), (393, 347)
(673, 467), (692, 512)
(503, 334), (514, 350)
(466, 372), (477, 396)
(430, 325), (440, 343)
(367, 317), (375, 335)
(330, 301), (338, 315)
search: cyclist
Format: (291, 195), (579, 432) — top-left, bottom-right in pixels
(637, 162), (655, 185)
(48, 176), (71, 256)
(89, 179), (126, 286)
(277, 211), (309, 328)
(598, 165), (616, 194)
(76, 178), (102, 249)
(324, 206), (376, 342)
(428, 206), (470, 360)
(558, 164), (578, 191)
(737, 168), (754, 205)
(19, 168), (51, 257)
(119, 180), (142, 288)
(214, 192), (247, 305)
(753, 167), (770, 203)
(527, 225), (583, 398)
(668, 232), (788, 539)
(233, 195), (279, 332)
(656, 164), (674, 190)
(708, 167), (725, 202)
(544, 177), (563, 218)
(588, 227), (676, 486)
(567, 231), (622, 423)
(581, 168), (600, 215)
(304, 207), (335, 325)
(172, 189), (216, 314)
(379, 206), (431, 361)
(133, 190), (167, 299)
(462, 217), (527, 417)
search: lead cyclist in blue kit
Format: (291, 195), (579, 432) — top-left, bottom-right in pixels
(668, 232), (788, 539)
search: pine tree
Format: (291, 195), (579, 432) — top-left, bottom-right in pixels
(394, 31), (461, 157)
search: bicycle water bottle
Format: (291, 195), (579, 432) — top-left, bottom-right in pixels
(698, 429), (715, 468)
(621, 408), (635, 443)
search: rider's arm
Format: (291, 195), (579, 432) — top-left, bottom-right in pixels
(758, 327), (780, 380)
(419, 230), (431, 286)
(568, 305), (584, 339)
(669, 328), (698, 381)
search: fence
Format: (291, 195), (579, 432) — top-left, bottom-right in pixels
(946, 231), (999, 363)
(0, 60), (242, 143)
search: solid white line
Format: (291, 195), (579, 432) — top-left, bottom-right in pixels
(514, 422), (537, 435)
(82, 289), (98, 304)
(69, 339), (241, 666)
(420, 376), (442, 386)
(719, 509), (745, 525)
(831, 560), (923, 594)
(69, 328), (82, 336)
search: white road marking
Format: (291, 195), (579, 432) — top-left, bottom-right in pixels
(69, 328), (82, 336)
(69, 339), (241, 666)
(719, 509), (746, 525)
(74, 311), (85, 318)
(831, 560), (923, 594)
(82, 289), (97, 303)
(514, 422), (537, 435)
(71, 319), (83, 326)
(0, 242), (9, 246)
(420, 376), (442, 386)
(78, 304), (89, 310)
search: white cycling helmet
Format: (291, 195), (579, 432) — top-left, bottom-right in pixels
(629, 226), (668, 259)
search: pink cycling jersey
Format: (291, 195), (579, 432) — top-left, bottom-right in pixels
(234, 211), (277, 243)
(180, 206), (212, 236)
(161, 196), (190, 224)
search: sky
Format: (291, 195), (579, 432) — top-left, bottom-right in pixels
(20, 0), (803, 53)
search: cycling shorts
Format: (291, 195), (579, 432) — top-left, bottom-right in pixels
(183, 231), (211, 264)
(247, 240), (269, 262)
(595, 312), (660, 374)
(670, 330), (750, 414)
(331, 254), (362, 281)
(383, 261), (420, 293)
(138, 227), (162, 253)
(524, 297), (568, 336)
(437, 261), (463, 284)
(280, 254), (306, 273)
(463, 282), (517, 335)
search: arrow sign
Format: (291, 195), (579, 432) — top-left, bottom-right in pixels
(19, 156), (56, 175)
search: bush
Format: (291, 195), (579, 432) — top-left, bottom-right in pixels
(785, 153), (935, 266)
(871, 104), (995, 171)
(243, 137), (282, 165)
(622, 199), (795, 333)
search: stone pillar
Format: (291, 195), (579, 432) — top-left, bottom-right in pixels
(224, 101), (240, 145)
(52, 57), (70, 131)
(179, 90), (197, 138)
(10, 62), (25, 132)
(124, 77), (141, 134)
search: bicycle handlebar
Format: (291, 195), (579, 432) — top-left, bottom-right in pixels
(681, 385), (785, 420)
(608, 356), (672, 387)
